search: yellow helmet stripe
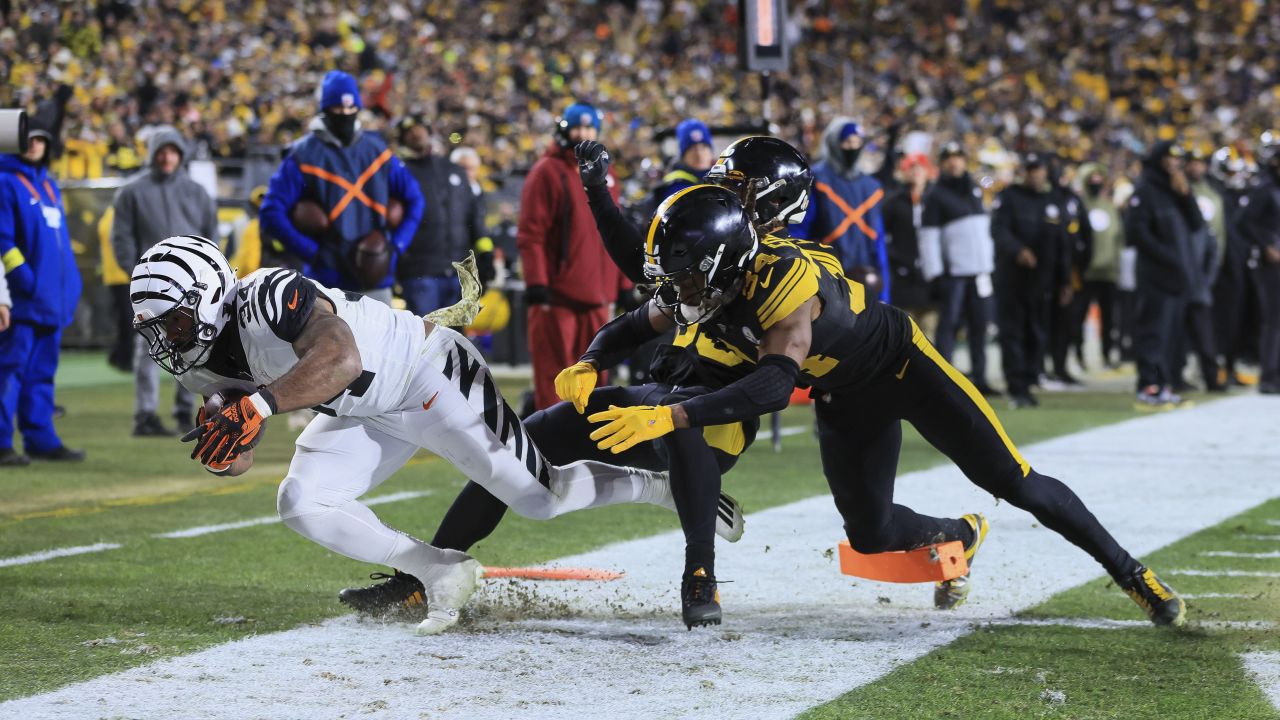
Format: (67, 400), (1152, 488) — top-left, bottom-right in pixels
(645, 184), (717, 260)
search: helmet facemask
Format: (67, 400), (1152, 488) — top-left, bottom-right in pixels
(647, 240), (751, 328)
(134, 283), (221, 375)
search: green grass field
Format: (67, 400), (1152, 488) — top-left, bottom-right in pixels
(3, 352), (1275, 718)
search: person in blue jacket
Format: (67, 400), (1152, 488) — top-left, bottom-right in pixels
(651, 118), (715, 204)
(793, 118), (891, 301)
(0, 123), (84, 465)
(259, 70), (423, 304)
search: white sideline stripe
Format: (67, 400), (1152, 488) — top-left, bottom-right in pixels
(1200, 550), (1280, 559)
(1241, 535), (1280, 541)
(990, 618), (1275, 631)
(1172, 569), (1280, 577)
(778, 425), (807, 437)
(1243, 652), (1280, 711)
(1184, 593), (1254, 599)
(1268, 520), (1280, 527)
(0, 542), (121, 568)
(154, 491), (433, 539)
(4, 395), (1279, 720)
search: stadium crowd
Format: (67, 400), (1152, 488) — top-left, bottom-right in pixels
(0, 0), (1277, 462)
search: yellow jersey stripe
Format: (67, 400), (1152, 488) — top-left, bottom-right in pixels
(2, 248), (26, 273)
(909, 319), (1030, 476)
(759, 259), (820, 328)
(645, 184), (708, 259)
(756, 260), (804, 323)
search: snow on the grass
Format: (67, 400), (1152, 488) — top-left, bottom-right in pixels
(1242, 652), (1280, 711)
(2, 395), (1278, 720)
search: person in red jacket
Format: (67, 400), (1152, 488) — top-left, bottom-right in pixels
(517, 102), (631, 409)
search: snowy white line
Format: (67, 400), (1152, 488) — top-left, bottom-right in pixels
(0, 542), (122, 568)
(153, 491), (432, 539)
(1241, 535), (1280, 541)
(1243, 652), (1280, 711)
(986, 618), (1275, 631)
(1183, 593), (1255, 599)
(1199, 550), (1280, 559)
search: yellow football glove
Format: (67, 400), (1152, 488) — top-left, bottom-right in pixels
(554, 361), (598, 413)
(588, 404), (674, 454)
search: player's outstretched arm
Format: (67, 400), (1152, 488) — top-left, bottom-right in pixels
(267, 298), (363, 413)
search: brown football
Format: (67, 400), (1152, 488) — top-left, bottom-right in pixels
(290, 200), (330, 237)
(352, 229), (391, 288)
(386, 197), (404, 229)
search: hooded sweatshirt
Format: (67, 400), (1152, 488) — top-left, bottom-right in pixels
(1124, 142), (1207, 297)
(0, 152), (79, 326)
(111, 127), (218, 275)
(792, 116), (890, 300)
(1077, 162), (1123, 283)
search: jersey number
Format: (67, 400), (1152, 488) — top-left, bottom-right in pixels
(313, 370), (376, 416)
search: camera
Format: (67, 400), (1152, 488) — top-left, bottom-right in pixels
(0, 110), (29, 155)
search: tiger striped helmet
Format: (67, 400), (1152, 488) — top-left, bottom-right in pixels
(130, 235), (237, 375)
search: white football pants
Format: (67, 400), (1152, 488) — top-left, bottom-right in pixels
(276, 325), (671, 583)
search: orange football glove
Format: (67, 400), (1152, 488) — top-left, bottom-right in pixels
(183, 392), (273, 465)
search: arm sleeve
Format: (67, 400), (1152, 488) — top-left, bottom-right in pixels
(258, 158), (320, 262)
(254, 269), (318, 342)
(990, 196), (1023, 258)
(679, 354), (800, 427)
(585, 182), (647, 284)
(387, 157), (425, 254)
(918, 192), (945, 281)
(578, 302), (663, 369)
(515, 163), (557, 288)
(110, 186), (139, 275)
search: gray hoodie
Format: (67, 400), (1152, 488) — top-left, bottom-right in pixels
(111, 126), (218, 274)
(819, 115), (862, 178)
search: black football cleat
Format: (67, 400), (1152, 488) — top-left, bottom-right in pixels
(0, 448), (30, 467)
(681, 567), (722, 630)
(28, 446), (86, 462)
(1119, 566), (1186, 627)
(338, 570), (426, 615)
(133, 412), (175, 437)
(935, 513), (989, 610)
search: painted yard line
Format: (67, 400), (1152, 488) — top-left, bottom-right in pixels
(1183, 593), (1256, 599)
(1241, 535), (1280, 541)
(1200, 550), (1280, 559)
(987, 618), (1275, 631)
(0, 542), (122, 569)
(1243, 652), (1280, 711)
(1172, 569), (1280, 577)
(1267, 520), (1280, 527)
(153, 491), (433, 539)
(5, 395), (1277, 720)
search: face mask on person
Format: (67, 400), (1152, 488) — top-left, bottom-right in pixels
(324, 111), (358, 145)
(1085, 180), (1104, 197)
(841, 147), (862, 169)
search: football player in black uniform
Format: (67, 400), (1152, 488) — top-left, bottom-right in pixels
(584, 184), (1186, 628)
(339, 137), (815, 630)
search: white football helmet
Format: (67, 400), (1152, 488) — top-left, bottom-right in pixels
(130, 235), (237, 374)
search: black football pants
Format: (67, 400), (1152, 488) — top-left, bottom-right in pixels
(814, 321), (1140, 580)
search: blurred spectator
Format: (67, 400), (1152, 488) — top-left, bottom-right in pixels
(259, 70), (423, 304)
(920, 142), (997, 394)
(1126, 142), (1205, 408)
(517, 101), (629, 410)
(229, 186), (266, 277)
(881, 152), (934, 327)
(110, 127), (214, 436)
(1178, 150), (1224, 392)
(450, 147), (484, 199)
(1047, 159), (1092, 386)
(793, 118), (890, 301)
(1076, 162), (1123, 368)
(1209, 146), (1258, 386)
(0, 122), (84, 464)
(652, 118), (714, 204)
(396, 115), (494, 316)
(992, 153), (1070, 408)
(1234, 133), (1280, 395)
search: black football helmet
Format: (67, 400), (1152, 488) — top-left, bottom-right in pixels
(1258, 131), (1280, 179)
(1210, 146), (1255, 191)
(644, 184), (759, 327)
(706, 136), (813, 231)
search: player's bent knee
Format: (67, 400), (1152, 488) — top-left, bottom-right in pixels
(277, 475), (323, 520)
(505, 496), (557, 521)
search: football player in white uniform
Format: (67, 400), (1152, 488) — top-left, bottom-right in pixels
(129, 235), (738, 635)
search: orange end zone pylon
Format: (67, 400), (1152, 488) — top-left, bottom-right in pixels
(482, 566), (626, 581)
(837, 540), (969, 583)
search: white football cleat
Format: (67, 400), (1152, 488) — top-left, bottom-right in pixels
(415, 556), (483, 636)
(716, 492), (745, 543)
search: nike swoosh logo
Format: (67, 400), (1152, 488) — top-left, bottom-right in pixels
(895, 358), (910, 380)
(759, 267), (774, 289)
(286, 289), (299, 310)
(29, 199), (39, 205)
(422, 391), (440, 411)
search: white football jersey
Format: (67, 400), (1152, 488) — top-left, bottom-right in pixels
(179, 268), (425, 417)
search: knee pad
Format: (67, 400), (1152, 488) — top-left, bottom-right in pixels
(276, 475), (322, 520)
